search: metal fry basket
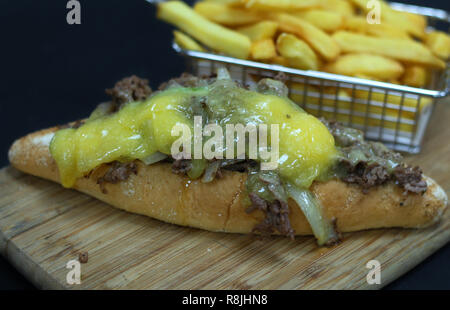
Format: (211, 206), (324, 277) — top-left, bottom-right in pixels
(173, 2), (450, 154)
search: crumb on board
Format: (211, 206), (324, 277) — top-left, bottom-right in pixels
(79, 251), (89, 264)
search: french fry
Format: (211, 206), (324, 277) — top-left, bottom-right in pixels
(353, 74), (381, 81)
(404, 11), (427, 31)
(158, 0), (444, 98)
(349, 0), (425, 39)
(319, 0), (355, 17)
(204, 0), (244, 6)
(323, 53), (404, 81)
(270, 55), (289, 66)
(241, 0), (322, 11)
(157, 1), (251, 59)
(426, 31), (450, 60)
(332, 31), (445, 69)
(237, 21), (278, 41)
(344, 16), (410, 40)
(401, 65), (427, 88)
(386, 10), (426, 39)
(341, 17), (366, 35)
(364, 24), (410, 40)
(173, 31), (205, 52)
(250, 39), (277, 60)
(193, 2), (262, 26)
(276, 33), (319, 70)
(292, 10), (343, 33)
(270, 13), (340, 61)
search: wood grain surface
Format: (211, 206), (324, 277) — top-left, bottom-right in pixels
(0, 102), (449, 290)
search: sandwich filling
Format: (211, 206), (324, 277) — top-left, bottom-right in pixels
(51, 69), (337, 189)
(49, 69), (426, 245)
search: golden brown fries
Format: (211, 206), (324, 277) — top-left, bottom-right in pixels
(426, 31), (450, 60)
(203, 0), (243, 5)
(350, 0), (425, 39)
(276, 33), (319, 70)
(401, 66), (428, 88)
(319, 0), (354, 17)
(333, 31), (445, 69)
(343, 17), (410, 40)
(323, 53), (404, 81)
(292, 10), (343, 33)
(193, 2), (262, 26)
(237, 21), (278, 41)
(157, 1), (251, 59)
(157, 0), (448, 94)
(404, 11), (427, 31)
(270, 13), (340, 61)
(250, 39), (277, 60)
(173, 31), (205, 52)
(241, 0), (322, 11)
(156, 0), (449, 136)
(270, 55), (289, 66)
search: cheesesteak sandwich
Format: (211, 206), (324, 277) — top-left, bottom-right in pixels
(8, 69), (447, 246)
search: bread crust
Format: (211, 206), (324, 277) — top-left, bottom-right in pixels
(8, 126), (448, 235)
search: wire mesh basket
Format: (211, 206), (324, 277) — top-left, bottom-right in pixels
(173, 2), (450, 154)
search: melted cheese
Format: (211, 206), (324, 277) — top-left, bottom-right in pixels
(50, 82), (338, 188)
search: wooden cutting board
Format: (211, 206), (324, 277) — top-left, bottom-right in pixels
(0, 103), (449, 290)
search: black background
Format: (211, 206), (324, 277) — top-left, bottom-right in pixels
(0, 0), (449, 290)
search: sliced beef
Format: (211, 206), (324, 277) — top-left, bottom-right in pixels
(321, 118), (427, 194)
(171, 159), (192, 175)
(342, 162), (390, 193)
(106, 75), (152, 107)
(255, 78), (288, 97)
(97, 161), (138, 193)
(321, 118), (365, 147)
(221, 159), (257, 172)
(246, 193), (295, 239)
(393, 165), (427, 194)
(273, 72), (288, 82)
(170, 158), (257, 178)
(341, 159), (427, 195)
(158, 73), (206, 90)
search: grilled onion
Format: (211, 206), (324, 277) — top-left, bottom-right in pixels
(286, 183), (339, 246)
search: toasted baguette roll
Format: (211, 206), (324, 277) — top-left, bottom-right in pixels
(8, 126), (448, 236)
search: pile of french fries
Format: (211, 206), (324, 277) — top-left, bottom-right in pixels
(158, 0), (450, 133)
